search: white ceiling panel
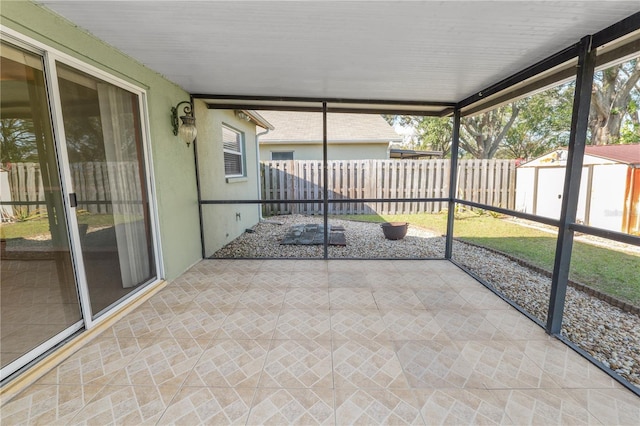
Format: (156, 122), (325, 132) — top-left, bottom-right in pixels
(38, 1), (640, 103)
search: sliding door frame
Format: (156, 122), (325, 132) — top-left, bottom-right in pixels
(0, 27), (163, 379)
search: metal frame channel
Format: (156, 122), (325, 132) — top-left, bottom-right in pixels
(207, 104), (321, 113)
(200, 198), (448, 205)
(546, 36), (596, 335)
(206, 103), (447, 117)
(460, 65), (577, 117)
(457, 44), (579, 110)
(445, 109), (461, 259)
(193, 93), (454, 108)
(328, 107), (449, 116)
(592, 11), (640, 48)
(570, 223), (640, 247)
(455, 200), (561, 228)
(210, 256), (446, 261)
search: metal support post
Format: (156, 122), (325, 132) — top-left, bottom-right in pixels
(546, 36), (596, 335)
(322, 102), (329, 259)
(445, 109), (461, 259)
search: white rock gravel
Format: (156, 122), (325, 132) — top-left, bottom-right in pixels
(212, 214), (445, 259)
(213, 214), (640, 389)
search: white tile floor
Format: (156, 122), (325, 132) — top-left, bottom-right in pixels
(2, 259), (638, 425)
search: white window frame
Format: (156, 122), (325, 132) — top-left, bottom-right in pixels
(222, 124), (245, 178)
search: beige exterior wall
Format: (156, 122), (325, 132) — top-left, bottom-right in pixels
(196, 106), (261, 256)
(260, 143), (389, 161)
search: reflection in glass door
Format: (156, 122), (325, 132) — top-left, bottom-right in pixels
(56, 63), (156, 317)
(0, 42), (82, 372)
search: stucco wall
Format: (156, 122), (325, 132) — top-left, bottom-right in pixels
(195, 106), (261, 256)
(1, 1), (201, 279)
(259, 143), (389, 161)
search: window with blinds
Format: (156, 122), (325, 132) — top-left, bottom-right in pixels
(222, 125), (244, 177)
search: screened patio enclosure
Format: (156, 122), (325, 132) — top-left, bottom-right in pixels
(1, 0), (639, 403)
(190, 19), (640, 394)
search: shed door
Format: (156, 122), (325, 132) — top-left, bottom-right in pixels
(588, 164), (627, 231)
(535, 167), (589, 220)
(535, 168), (565, 218)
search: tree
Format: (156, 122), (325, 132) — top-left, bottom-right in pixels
(388, 107), (519, 160)
(460, 105), (519, 159)
(589, 58), (640, 145)
(61, 114), (108, 163)
(384, 115), (453, 157)
(500, 83), (574, 160)
(1, 118), (38, 163)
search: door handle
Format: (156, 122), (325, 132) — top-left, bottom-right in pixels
(69, 193), (77, 208)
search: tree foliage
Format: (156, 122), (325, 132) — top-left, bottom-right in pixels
(589, 58), (640, 145)
(1, 118), (38, 163)
(500, 84), (574, 159)
(460, 105), (519, 159)
(384, 115), (452, 157)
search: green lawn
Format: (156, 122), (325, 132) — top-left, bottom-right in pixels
(1, 214), (117, 240)
(335, 212), (640, 306)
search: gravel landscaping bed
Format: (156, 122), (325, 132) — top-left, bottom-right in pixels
(212, 214), (445, 259)
(213, 214), (640, 389)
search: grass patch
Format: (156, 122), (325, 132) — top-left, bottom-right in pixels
(336, 212), (640, 306)
(1, 214), (116, 240)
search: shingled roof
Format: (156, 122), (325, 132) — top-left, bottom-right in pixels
(585, 144), (640, 165)
(258, 111), (401, 144)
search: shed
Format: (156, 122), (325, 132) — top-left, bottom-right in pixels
(515, 144), (640, 234)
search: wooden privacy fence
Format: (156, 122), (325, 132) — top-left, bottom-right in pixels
(3, 160), (515, 218)
(261, 159), (516, 216)
(456, 159), (516, 209)
(2, 162), (141, 216)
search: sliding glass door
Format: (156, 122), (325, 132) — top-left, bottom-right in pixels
(56, 63), (156, 318)
(0, 42), (82, 372)
(1, 36), (159, 380)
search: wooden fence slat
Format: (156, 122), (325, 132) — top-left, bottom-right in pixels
(501, 160), (510, 209)
(349, 161), (355, 214)
(508, 161), (516, 210)
(26, 163), (37, 212)
(373, 160), (380, 214)
(487, 160), (495, 208)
